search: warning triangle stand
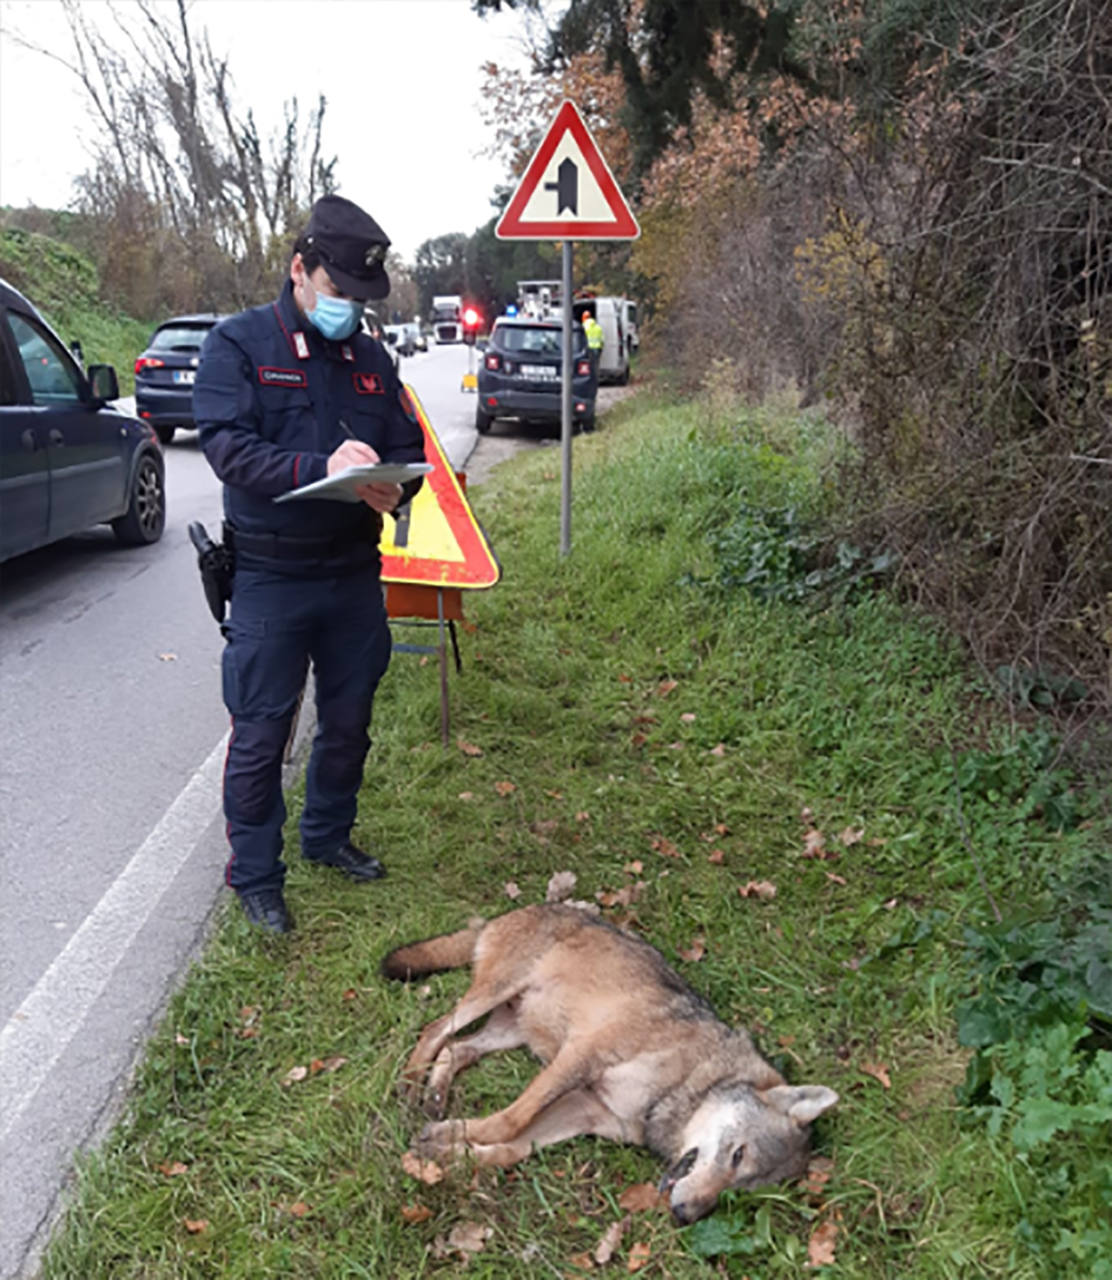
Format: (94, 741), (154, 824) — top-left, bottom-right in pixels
(496, 100), (640, 241)
(381, 386), (500, 746)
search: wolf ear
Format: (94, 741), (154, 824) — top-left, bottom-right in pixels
(762, 1084), (839, 1126)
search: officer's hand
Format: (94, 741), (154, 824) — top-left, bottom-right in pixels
(355, 480), (404, 513)
(328, 439), (379, 474)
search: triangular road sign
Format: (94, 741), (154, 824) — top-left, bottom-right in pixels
(380, 386), (501, 589)
(496, 100), (640, 241)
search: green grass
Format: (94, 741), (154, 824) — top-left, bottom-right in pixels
(42, 394), (1109, 1278)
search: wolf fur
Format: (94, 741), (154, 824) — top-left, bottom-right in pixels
(382, 904), (837, 1222)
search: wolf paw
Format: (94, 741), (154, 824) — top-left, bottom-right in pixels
(415, 1118), (466, 1157)
(421, 1087), (447, 1120)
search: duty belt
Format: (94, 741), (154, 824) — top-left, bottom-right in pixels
(223, 518), (381, 561)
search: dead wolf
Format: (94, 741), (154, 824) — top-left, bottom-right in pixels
(382, 904), (837, 1223)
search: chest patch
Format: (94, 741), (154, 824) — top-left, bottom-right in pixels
(353, 372), (384, 395)
(258, 366), (308, 388)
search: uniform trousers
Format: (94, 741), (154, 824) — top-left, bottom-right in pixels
(220, 560), (391, 893)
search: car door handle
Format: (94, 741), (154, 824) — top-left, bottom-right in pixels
(49, 428), (65, 447)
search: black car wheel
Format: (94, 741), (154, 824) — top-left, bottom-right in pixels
(113, 454), (166, 545)
(576, 414), (596, 434)
(154, 423), (176, 445)
(475, 406), (493, 434)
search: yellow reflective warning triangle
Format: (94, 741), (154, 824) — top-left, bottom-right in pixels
(380, 386), (500, 589)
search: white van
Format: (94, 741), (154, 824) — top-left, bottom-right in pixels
(573, 296), (630, 385)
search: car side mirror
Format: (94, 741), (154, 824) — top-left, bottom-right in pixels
(87, 364), (119, 403)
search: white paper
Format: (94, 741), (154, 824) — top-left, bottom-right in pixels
(274, 462), (432, 504)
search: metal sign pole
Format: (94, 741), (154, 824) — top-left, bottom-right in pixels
(560, 238), (573, 557)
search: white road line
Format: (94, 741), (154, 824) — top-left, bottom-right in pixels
(0, 731), (229, 1141)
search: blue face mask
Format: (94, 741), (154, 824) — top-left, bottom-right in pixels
(303, 279), (363, 341)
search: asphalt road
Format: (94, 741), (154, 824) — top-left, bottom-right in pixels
(0, 340), (482, 1279)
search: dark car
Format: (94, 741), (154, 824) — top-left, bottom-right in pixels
(476, 316), (598, 434)
(134, 314), (224, 444)
(0, 277), (166, 561)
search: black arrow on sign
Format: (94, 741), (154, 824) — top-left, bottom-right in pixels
(544, 158), (578, 214)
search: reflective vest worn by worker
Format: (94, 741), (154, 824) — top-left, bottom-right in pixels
(582, 314), (604, 353)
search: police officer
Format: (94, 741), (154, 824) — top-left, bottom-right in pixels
(193, 195), (426, 934)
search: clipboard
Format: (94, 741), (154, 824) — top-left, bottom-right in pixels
(274, 462), (433, 504)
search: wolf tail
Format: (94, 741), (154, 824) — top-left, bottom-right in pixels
(380, 921), (483, 981)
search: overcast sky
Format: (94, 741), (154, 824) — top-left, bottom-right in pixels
(0, 0), (537, 263)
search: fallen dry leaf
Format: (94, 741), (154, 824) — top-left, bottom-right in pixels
(157, 1161), (188, 1177)
(825, 871), (848, 886)
(504, 880), (522, 900)
(458, 790), (474, 801)
(708, 743), (727, 757)
(575, 810), (590, 822)
(627, 1241), (652, 1272)
(457, 739), (484, 757)
(494, 779), (516, 797)
(624, 859), (643, 875)
(287, 1201), (309, 1218)
(801, 1155), (835, 1198)
(649, 833), (680, 858)
(568, 1251), (596, 1271)
(617, 672), (633, 683)
(838, 826), (864, 846)
(545, 789), (564, 799)
(738, 880), (777, 900)
(617, 1182), (667, 1212)
(447, 1221), (492, 1255)
(342, 988), (357, 1001)
(401, 1151), (445, 1185)
(183, 1219), (208, 1234)
(707, 848), (725, 864)
(281, 1065), (308, 1086)
(313, 1055), (347, 1075)
(677, 935), (707, 963)
(655, 679), (678, 697)
(860, 1060), (892, 1089)
(594, 1215), (630, 1265)
(174, 1032), (189, 1046)
(803, 829), (829, 859)
(546, 870), (578, 902)
(805, 1210), (841, 1268)
(401, 1203), (433, 1225)
(800, 806), (815, 825)
(680, 711), (697, 723)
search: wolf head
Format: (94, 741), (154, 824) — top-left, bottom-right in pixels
(658, 1082), (838, 1223)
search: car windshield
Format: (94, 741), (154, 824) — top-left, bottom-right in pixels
(495, 324), (585, 356)
(148, 323), (214, 353)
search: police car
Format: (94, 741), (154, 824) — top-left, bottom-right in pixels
(476, 316), (598, 435)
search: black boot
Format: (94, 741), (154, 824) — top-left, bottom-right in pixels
(304, 841), (386, 882)
(239, 887), (294, 934)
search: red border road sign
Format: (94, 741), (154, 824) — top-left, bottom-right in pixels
(496, 100), (639, 241)
(380, 387), (501, 589)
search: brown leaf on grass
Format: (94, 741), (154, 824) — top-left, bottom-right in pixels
(860, 1060), (892, 1089)
(624, 859), (643, 875)
(825, 872), (848, 886)
(618, 672), (633, 683)
(594, 1215), (630, 1265)
(342, 988), (357, 1001)
(633, 714), (657, 726)
(401, 1203), (433, 1225)
(677, 935), (707, 963)
(575, 810), (591, 822)
(707, 848), (725, 864)
(174, 1032), (189, 1045)
(457, 739), (484, 757)
(802, 828), (832, 859)
(157, 1161), (189, 1177)
(627, 1241), (652, 1272)
(281, 1065), (308, 1086)
(458, 791), (474, 801)
(287, 1201), (309, 1218)
(504, 880), (522, 900)
(805, 1211), (841, 1267)
(800, 806), (815, 825)
(801, 1155), (835, 1198)
(447, 1221), (492, 1255)
(708, 743), (727, 757)
(680, 711), (697, 723)
(311, 1055), (347, 1075)
(666, 740), (684, 750)
(401, 1151), (445, 1185)
(655, 679), (678, 697)
(648, 833), (680, 858)
(531, 819), (559, 837)
(738, 880), (777, 900)
(546, 870), (578, 902)
(494, 779), (516, 797)
(183, 1218), (208, 1234)
(838, 826), (865, 846)
(545, 789), (565, 799)
(617, 1182), (667, 1212)
(568, 1251), (596, 1271)
(630, 732), (648, 748)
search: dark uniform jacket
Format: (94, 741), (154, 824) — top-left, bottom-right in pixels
(194, 280), (426, 573)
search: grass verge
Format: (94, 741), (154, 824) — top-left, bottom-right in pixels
(43, 393), (1110, 1278)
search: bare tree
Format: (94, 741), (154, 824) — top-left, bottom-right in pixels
(11, 0), (336, 314)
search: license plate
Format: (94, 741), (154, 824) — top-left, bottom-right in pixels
(519, 364), (557, 379)
(173, 370), (196, 385)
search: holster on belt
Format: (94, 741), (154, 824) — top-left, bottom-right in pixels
(187, 521), (235, 625)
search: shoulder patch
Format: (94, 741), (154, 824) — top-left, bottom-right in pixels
(353, 372), (384, 395)
(398, 386), (418, 423)
(258, 366), (308, 387)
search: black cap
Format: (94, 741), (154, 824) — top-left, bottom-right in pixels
(303, 195), (391, 301)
